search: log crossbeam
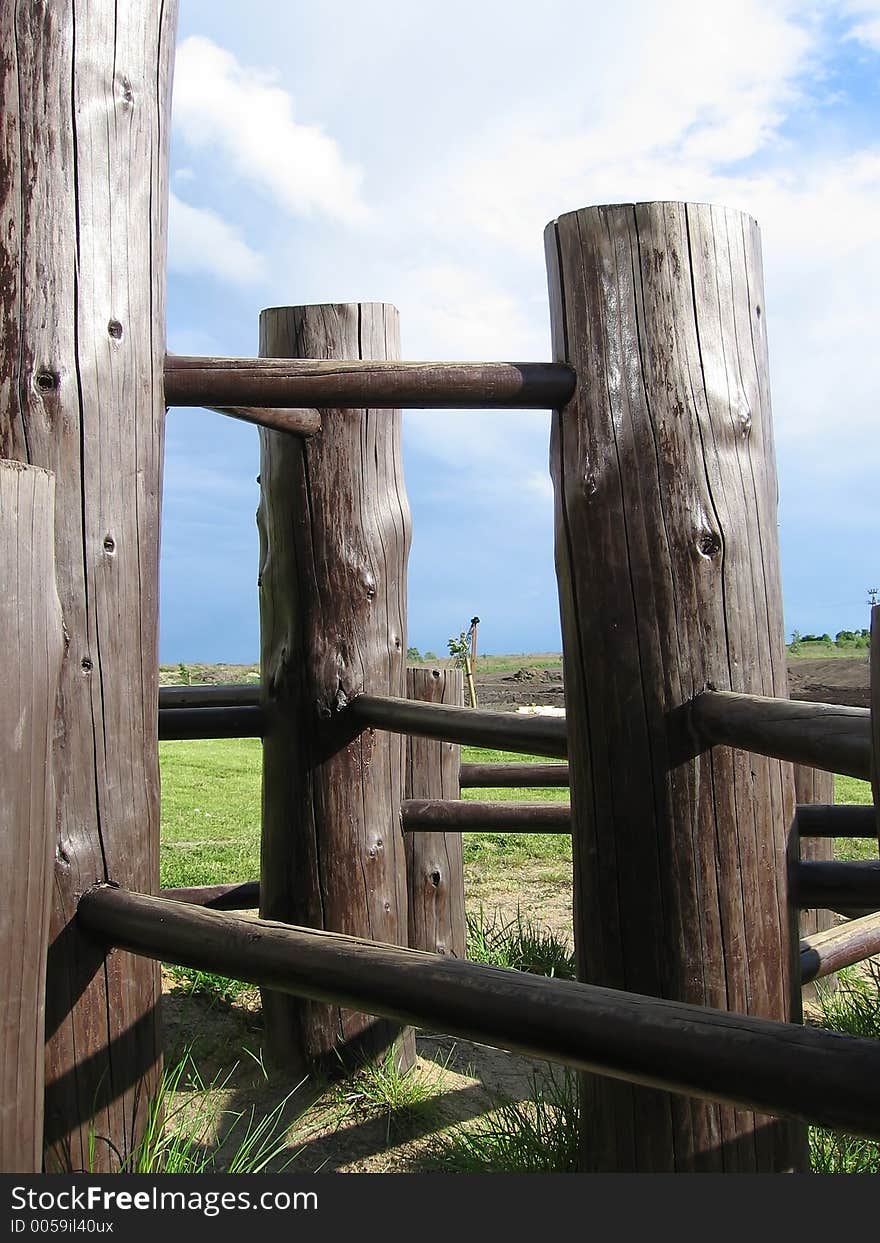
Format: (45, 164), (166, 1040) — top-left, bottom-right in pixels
(165, 356), (577, 410)
(76, 885), (880, 1141)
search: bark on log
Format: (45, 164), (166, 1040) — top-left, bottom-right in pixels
(402, 800), (571, 832)
(405, 668), (466, 957)
(257, 303), (414, 1074)
(547, 201), (803, 1171)
(800, 912), (880, 985)
(0, 1), (177, 1170)
(0, 465), (63, 1171)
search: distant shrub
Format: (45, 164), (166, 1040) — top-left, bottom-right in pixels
(406, 646), (422, 662)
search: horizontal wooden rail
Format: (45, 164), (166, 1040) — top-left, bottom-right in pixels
(402, 799), (571, 832)
(77, 885), (880, 1139)
(690, 692), (871, 781)
(800, 913), (880, 985)
(160, 882), (260, 910)
(459, 762), (570, 788)
(158, 705), (265, 740)
(797, 804), (878, 839)
(164, 356), (577, 410)
(207, 406), (321, 436)
(794, 861), (880, 911)
(349, 695), (567, 759)
(159, 684), (261, 711)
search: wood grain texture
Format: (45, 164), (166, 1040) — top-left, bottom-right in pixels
(78, 884), (880, 1142)
(405, 668), (466, 958)
(206, 406), (321, 436)
(165, 356), (576, 410)
(547, 202), (802, 1171)
(349, 694), (568, 757)
(797, 804), (876, 837)
(691, 691), (870, 780)
(0, 0), (178, 1169)
(258, 304), (414, 1074)
(0, 464), (63, 1171)
(158, 705), (265, 739)
(800, 912), (880, 984)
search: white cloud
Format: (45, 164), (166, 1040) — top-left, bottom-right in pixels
(173, 36), (366, 223)
(396, 264), (545, 360)
(168, 192), (266, 286)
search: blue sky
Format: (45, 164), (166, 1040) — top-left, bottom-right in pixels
(162, 0), (880, 662)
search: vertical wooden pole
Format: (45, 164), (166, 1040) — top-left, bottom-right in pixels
(546, 202), (804, 1172)
(405, 667), (466, 957)
(794, 765), (836, 1000)
(258, 304), (415, 1074)
(0, 1), (178, 1169)
(0, 464), (63, 1172)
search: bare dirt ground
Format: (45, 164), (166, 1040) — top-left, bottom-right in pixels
(158, 654), (870, 1172)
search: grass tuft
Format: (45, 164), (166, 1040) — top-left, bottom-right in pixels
(432, 1067), (579, 1173)
(466, 907), (576, 979)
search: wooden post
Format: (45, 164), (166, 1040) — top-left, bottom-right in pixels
(258, 304), (415, 1074)
(0, 2), (177, 1169)
(0, 464), (63, 1172)
(795, 766), (837, 999)
(405, 668), (467, 958)
(546, 202), (804, 1172)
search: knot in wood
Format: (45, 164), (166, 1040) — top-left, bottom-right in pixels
(698, 531), (722, 559)
(430, 870), (442, 887)
(108, 319), (123, 340)
(34, 369), (58, 394)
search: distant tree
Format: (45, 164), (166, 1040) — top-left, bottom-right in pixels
(406, 646), (422, 662)
(424, 650), (438, 661)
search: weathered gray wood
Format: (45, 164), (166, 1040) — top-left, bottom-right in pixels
(547, 202), (802, 1171)
(165, 356), (576, 410)
(258, 303), (414, 1075)
(78, 884), (880, 1143)
(800, 912), (880, 985)
(403, 800), (571, 832)
(691, 691), (870, 780)
(158, 704), (265, 739)
(0, 1), (177, 1170)
(459, 761), (570, 787)
(349, 694), (568, 757)
(0, 464), (63, 1171)
(405, 668), (466, 958)
(794, 767), (836, 997)
(206, 406), (321, 436)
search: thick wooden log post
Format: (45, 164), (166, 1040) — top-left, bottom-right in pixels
(0, 465), (63, 1171)
(405, 668), (466, 957)
(258, 304), (415, 1074)
(795, 766), (836, 999)
(0, 2), (177, 1169)
(546, 202), (803, 1172)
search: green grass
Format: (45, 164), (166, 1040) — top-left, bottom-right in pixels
(786, 639), (869, 659)
(90, 1050), (304, 1173)
(466, 907), (575, 978)
(160, 737), (261, 888)
(431, 1067), (580, 1173)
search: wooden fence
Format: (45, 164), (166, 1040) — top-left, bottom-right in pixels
(3, 3), (880, 1175)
